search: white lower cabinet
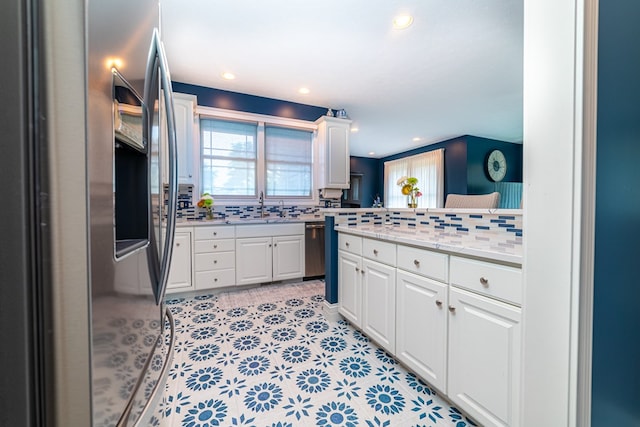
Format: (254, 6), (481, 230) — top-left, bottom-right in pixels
(235, 224), (305, 286)
(362, 259), (396, 353)
(338, 250), (362, 327)
(166, 230), (194, 294)
(395, 270), (448, 392)
(235, 237), (273, 285)
(337, 231), (523, 427)
(194, 225), (236, 290)
(447, 286), (521, 427)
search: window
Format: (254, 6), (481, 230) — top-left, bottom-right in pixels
(201, 119), (257, 196)
(200, 115), (314, 201)
(265, 126), (313, 197)
(384, 149), (445, 208)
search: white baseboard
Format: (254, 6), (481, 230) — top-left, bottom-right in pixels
(322, 301), (341, 322)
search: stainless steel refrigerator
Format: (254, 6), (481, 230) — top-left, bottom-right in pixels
(0, 0), (178, 425)
(88, 0), (179, 425)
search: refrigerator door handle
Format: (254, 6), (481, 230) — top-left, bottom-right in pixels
(144, 28), (178, 305)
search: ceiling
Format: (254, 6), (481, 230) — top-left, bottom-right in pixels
(161, 0), (523, 158)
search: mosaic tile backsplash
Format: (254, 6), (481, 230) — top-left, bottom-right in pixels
(165, 184), (337, 222)
(333, 209), (523, 237)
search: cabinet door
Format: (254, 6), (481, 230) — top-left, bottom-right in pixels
(362, 259), (396, 353)
(162, 93), (195, 184)
(166, 231), (193, 293)
(272, 235), (304, 281)
(326, 124), (349, 187)
(448, 287), (521, 427)
(396, 270), (447, 392)
(235, 237), (272, 286)
(338, 250), (362, 327)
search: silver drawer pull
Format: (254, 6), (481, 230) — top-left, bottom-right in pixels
(448, 305), (456, 313)
(413, 259), (420, 266)
(435, 300), (443, 307)
(355, 267), (360, 272)
(214, 244), (217, 249)
(213, 232), (217, 236)
(361, 270), (365, 275)
(214, 278), (218, 282)
(214, 260), (217, 264)
(373, 249), (378, 255)
(480, 277), (489, 286)
(345, 242), (350, 247)
(176, 243), (180, 247)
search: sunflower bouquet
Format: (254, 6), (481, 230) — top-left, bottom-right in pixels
(397, 176), (422, 208)
(197, 193), (214, 219)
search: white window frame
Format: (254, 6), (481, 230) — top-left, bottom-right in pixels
(384, 149), (445, 208)
(195, 106), (319, 206)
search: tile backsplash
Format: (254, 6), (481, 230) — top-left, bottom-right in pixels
(165, 184), (336, 221)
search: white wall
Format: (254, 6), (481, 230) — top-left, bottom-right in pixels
(522, 0), (586, 425)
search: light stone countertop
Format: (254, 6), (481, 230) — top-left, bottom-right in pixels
(174, 215), (325, 227)
(335, 223), (522, 265)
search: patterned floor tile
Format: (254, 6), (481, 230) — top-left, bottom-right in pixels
(159, 281), (477, 427)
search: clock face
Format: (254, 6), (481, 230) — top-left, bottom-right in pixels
(487, 150), (507, 182)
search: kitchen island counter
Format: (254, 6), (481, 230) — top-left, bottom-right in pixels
(335, 223), (522, 265)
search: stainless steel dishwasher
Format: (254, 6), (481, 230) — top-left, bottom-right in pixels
(304, 222), (325, 278)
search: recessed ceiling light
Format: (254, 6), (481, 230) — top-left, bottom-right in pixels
(368, 151), (376, 156)
(393, 15), (414, 30)
(351, 127), (359, 133)
(222, 72), (236, 80)
(412, 137), (422, 142)
(298, 87), (310, 95)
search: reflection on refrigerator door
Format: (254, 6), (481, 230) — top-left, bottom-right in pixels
(88, 0), (179, 425)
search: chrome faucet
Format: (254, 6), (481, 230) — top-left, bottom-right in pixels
(259, 191), (266, 217)
(279, 200), (286, 217)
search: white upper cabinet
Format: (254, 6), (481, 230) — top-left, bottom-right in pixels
(163, 92), (197, 185)
(315, 116), (351, 190)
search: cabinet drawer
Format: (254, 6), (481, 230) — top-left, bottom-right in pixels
(362, 238), (396, 266)
(195, 269), (236, 289)
(194, 226), (235, 240)
(194, 239), (235, 254)
(195, 252), (235, 271)
(449, 256), (522, 305)
(397, 245), (448, 283)
(338, 233), (362, 256)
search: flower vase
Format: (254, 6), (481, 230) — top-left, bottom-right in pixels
(408, 196), (417, 209)
(205, 208), (214, 220)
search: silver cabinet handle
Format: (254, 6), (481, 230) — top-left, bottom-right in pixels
(414, 259), (420, 266)
(435, 300), (443, 307)
(448, 305), (456, 313)
(480, 277), (489, 286)
(274, 243), (278, 247)
(355, 267), (360, 272)
(373, 249), (378, 255)
(269, 244), (272, 247)
(213, 232), (217, 236)
(176, 243), (180, 247)
(345, 242), (350, 247)
(214, 278), (218, 282)
(361, 269), (365, 275)
(214, 260), (217, 264)
(213, 244), (217, 249)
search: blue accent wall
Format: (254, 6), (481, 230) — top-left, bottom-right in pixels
(377, 135), (522, 200)
(592, 1), (640, 425)
(172, 81), (328, 121)
(350, 156), (381, 208)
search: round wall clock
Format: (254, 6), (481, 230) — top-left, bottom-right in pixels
(487, 149), (507, 182)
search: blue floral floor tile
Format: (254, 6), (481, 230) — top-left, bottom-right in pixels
(160, 282), (476, 427)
